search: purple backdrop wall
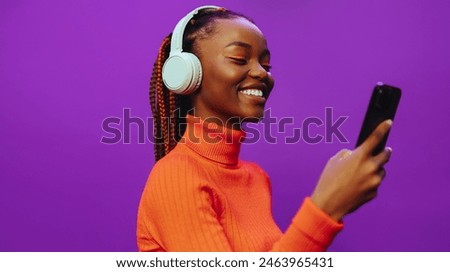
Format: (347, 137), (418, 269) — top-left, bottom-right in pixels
(1, 0), (449, 251)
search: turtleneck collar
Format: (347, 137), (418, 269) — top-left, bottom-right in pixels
(180, 114), (246, 166)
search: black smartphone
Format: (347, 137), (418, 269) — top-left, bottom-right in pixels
(356, 83), (401, 155)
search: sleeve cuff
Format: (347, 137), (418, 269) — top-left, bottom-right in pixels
(291, 197), (344, 249)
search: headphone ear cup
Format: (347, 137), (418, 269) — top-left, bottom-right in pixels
(186, 53), (202, 94)
(162, 52), (202, 95)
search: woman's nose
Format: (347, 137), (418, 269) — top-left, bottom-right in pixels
(248, 62), (269, 81)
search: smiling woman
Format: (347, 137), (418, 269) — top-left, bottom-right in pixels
(137, 5), (393, 252)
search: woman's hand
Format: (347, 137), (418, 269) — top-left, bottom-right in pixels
(311, 120), (393, 221)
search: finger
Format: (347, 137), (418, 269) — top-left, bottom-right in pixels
(377, 167), (386, 179)
(360, 120), (392, 157)
(372, 147), (392, 167)
(367, 171), (384, 189)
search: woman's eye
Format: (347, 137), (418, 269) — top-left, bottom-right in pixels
(228, 57), (272, 72)
(229, 57), (248, 65)
(262, 64), (272, 72)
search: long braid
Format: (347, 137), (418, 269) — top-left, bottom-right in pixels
(150, 36), (171, 161)
(158, 73), (169, 157)
(168, 90), (177, 152)
(149, 48), (160, 159)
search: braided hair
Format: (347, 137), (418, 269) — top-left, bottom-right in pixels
(149, 8), (255, 161)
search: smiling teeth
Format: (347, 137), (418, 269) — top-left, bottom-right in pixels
(239, 89), (263, 97)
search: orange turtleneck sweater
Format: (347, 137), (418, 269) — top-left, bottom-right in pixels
(137, 115), (343, 251)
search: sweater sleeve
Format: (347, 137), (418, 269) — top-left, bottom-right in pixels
(256, 164), (343, 251)
(271, 197), (343, 251)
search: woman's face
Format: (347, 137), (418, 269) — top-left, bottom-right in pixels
(191, 17), (274, 128)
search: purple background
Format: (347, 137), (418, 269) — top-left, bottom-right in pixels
(1, 0), (449, 251)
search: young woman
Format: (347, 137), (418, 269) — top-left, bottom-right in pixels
(137, 6), (392, 252)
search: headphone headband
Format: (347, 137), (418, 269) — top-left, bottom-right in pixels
(162, 5), (223, 94)
(169, 5), (221, 53)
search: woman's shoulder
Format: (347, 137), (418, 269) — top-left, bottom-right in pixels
(150, 146), (202, 178)
(239, 159), (271, 180)
(146, 144), (218, 192)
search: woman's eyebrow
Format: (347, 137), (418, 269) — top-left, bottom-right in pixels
(225, 41), (252, 49)
(225, 41), (271, 57)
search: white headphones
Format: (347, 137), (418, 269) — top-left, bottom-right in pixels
(162, 5), (222, 95)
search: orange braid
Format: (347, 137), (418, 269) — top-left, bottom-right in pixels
(150, 36), (171, 161)
(149, 55), (161, 159)
(168, 91), (176, 152)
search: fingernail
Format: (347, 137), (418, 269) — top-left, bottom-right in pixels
(386, 147), (393, 153)
(386, 119), (393, 126)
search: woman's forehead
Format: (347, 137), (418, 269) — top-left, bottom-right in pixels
(203, 18), (267, 48)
